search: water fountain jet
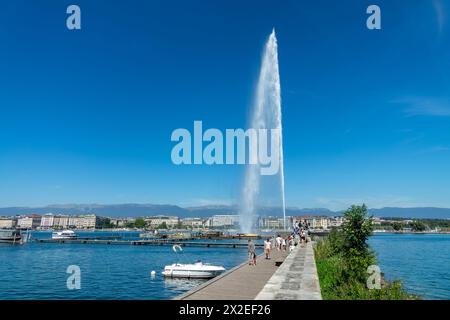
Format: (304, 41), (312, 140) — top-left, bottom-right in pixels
(239, 29), (286, 233)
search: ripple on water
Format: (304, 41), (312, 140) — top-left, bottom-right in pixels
(369, 233), (450, 300)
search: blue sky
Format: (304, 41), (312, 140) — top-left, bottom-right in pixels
(0, 0), (449, 210)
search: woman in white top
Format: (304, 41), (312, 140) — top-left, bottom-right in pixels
(264, 239), (272, 259)
(276, 236), (282, 250)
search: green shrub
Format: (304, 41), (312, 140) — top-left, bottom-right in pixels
(314, 204), (418, 300)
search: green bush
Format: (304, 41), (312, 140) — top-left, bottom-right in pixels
(314, 205), (418, 300)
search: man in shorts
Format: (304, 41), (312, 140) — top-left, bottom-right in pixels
(248, 239), (257, 265)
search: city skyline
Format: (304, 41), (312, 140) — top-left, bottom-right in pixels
(1, 0), (450, 211)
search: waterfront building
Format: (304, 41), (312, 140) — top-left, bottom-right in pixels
(208, 215), (240, 228)
(68, 216), (78, 228)
(181, 217), (206, 229)
(14, 215), (41, 230)
(259, 216), (284, 229)
(40, 214), (55, 229)
(41, 214), (98, 229)
(74, 215), (98, 229)
(329, 216), (344, 228)
(258, 216), (294, 229)
(145, 216), (179, 229)
(373, 217), (383, 225)
(110, 218), (128, 227)
(316, 216), (329, 229)
(294, 215), (331, 230)
(53, 215), (70, 229)
(17, 217), (32, 229)
(0, 218), (16, 229)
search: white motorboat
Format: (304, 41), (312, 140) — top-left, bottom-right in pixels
(162, 261), (225, 279)
(52, 230), (77, 240)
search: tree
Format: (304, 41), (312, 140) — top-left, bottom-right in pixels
(134, 218), (146, 229)
(341, 204), (376, 282)
(392, 222), (402, 231)
(157, 222), (168, 229)
(410, 220), (426, 232)
(342, 205), (374, 253)
(125, 222), (135, 229)
(97, 217), (113, 229)
(314, 204), (416, 299)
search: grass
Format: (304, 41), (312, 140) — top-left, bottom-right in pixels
(314, 231), (419, 300)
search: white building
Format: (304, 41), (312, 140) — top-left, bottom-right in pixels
(53, 216), (70, 229)
(329, 216), (344, 228)
(259, 216), (293, 229)
(40, 214), (55, 229)
(294, 215), (330, 230)
(74, 215), (97, 229)
(145, 216), (179, 229)
(41, 214), (97, 229)
(208, 215), (240, 228)
(0, 218), (15, 229)
(181, 218), (206, 229)
(17, 217), (33, 229)
(259, 216), (282, 229)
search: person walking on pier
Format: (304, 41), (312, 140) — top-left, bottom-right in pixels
(276, 235), (282, 250)
(264, 238), (272, 259)
(248, 239), (257, 266)
(300, 229), (306, 247)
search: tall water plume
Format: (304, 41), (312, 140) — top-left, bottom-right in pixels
(239, 29), (286, 233)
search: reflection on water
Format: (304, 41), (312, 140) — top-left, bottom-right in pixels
(163, 277), (208, 293)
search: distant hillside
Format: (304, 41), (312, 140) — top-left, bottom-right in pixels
(0, 204), (187, 218)
(0, 204), (449, 219)
(368, 207), (450, 219)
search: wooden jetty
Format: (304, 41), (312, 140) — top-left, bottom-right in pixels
(34, 238), (264, 248)
(176, 249), (289, 300)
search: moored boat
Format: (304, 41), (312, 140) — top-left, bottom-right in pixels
(52, 230), (77, 240)
(0, 229), (22, 244)
(162, 261), (226, 279)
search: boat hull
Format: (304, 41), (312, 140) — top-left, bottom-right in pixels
(52, 230), (77, 240)
(0, 230), (22, 243)
(162, 263), (225, 279)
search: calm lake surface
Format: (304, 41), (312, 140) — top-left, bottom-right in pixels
(0, 232), (448, 299)
(369, 233), (450, 299)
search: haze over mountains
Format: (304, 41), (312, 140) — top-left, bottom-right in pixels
(0, 204), (449, 219)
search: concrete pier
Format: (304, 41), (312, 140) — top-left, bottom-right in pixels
(176, 250), (289, 300)
(176, 242), (322, 300)
(255, 242), (322, 300)
(35, 238), (263, 248)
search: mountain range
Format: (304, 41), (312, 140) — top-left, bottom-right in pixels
(0, 204), (449, 219)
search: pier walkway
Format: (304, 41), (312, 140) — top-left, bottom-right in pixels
(35, 238), (263, 248)
(256, 242), (322, 300)
(176, 249), (289, 300)
(176, 242), (322, 300)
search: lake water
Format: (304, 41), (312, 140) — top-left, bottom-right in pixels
(369, 233), (450, 299)
(0, 231), (260, 299)
(0, 232), (448, 299)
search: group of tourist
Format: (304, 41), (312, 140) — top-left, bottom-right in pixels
(247, 220), (312, 265)
(293, 219), (310, 247)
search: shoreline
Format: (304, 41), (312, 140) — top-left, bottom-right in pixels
(373, 230), (450, 235)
